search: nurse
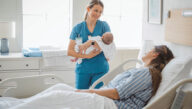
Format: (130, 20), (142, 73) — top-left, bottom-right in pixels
(67, 0), (111, 89)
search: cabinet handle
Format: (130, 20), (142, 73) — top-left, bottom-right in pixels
(0, 78), (2, 81)
(25, 64), (29, 67)
(0, 65), (1, 67)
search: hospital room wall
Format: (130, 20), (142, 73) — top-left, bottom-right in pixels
(109, 49), (139, 72)
(72, 0), (140, 70)
(142, 0), (192, 57)
(0, 0), (89, 52)
(0, 0), (22, 52)
(0, 0), (139, 70)
(1, 0), (192, 50)
(72, 0), (89, 27)
(142, 0), (192, 42)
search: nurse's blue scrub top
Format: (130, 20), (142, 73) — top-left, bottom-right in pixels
(69, 20), (111, 74)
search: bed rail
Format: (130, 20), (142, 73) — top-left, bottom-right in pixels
(144, 78), (192, 109)
(0, 74), (64, 98)
(90, 59), (142, 89)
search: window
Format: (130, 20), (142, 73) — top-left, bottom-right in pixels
(101, 0), (143, 48)
(23, 0), (72, 49)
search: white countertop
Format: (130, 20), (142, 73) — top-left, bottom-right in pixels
(0, 53), (41, 60)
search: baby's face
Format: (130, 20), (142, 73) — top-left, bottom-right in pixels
(102, 33), (113, 45)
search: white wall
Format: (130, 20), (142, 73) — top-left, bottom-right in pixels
(142, 0), (192, 42)
(0, 0), (22, 52)
(72, 0), (140, 70)
(2, 0), (191, 51)
(142, 0), (192, 57)
(109, 49), (139, 71)
(0, 0), (89, 52)
(0, 0), (139, 70)
(72, 0), (89, 27)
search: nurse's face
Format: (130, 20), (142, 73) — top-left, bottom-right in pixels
(87, 4), (103, 21)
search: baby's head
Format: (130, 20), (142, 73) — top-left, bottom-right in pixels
(102, 32), (113, 45)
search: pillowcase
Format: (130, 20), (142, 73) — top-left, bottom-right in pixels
(149, 56), (192, 102)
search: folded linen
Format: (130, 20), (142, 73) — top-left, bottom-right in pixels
(22, 46), (67, 58)
(22, 48), (42, 57)
(41, 50), (67, 58)
(39, 46), (67, 57)
(22, 46), (69, 67)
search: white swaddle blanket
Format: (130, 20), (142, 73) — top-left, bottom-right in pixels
(0, 84), (117, 109)
(90, 36), (116, 60)
(75, 36), (116, 64)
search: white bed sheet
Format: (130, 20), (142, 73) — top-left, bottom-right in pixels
(0, 83), (117, 109)
(0, 97), (24, 109)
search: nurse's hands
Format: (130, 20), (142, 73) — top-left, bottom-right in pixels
(79, 44), (88, 54)
(86, 49), (99, 59)
(85, 41), (101, 59)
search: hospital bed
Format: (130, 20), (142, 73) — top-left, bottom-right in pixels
(0, 55), (192, 109)
(90, 57), (192, 109)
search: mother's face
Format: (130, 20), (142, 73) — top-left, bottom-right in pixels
(142, 49), (159, 66)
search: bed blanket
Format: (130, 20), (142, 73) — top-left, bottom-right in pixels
(0, 84), (117, 109)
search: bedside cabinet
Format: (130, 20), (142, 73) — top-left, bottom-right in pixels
(0, 53), (41, 81)
(0, 53), (76, 96)
(39, 56), (76, 87)
(0, 53), (41, 96)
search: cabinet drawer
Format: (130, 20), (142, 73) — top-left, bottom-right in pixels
(0, 72), (39, 86)
(0, 60), (40, 70)
(40, 71), (75, 87)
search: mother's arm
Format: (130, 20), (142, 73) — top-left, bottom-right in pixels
(76, 88), (120, 100)
(67, 40), (101, 59)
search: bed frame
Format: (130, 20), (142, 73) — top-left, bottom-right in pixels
(91, 59), (192, 109)
(0, 74), (64, 98)
(0, 58), (191, 109)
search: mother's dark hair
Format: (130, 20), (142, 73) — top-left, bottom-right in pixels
(84, 0), (104, 20)
(149, 45), (174, 96)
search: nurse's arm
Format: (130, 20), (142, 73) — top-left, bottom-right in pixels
(79, 40), (101, 54)
(76, 88), (120, 100)
(67, 40), (90, 58)
(82, 40), (101, 50)
(86, 48), (101, 58)
(85, 41), (101, 58)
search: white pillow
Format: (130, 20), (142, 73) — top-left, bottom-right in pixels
(149, 56), (192, 102)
